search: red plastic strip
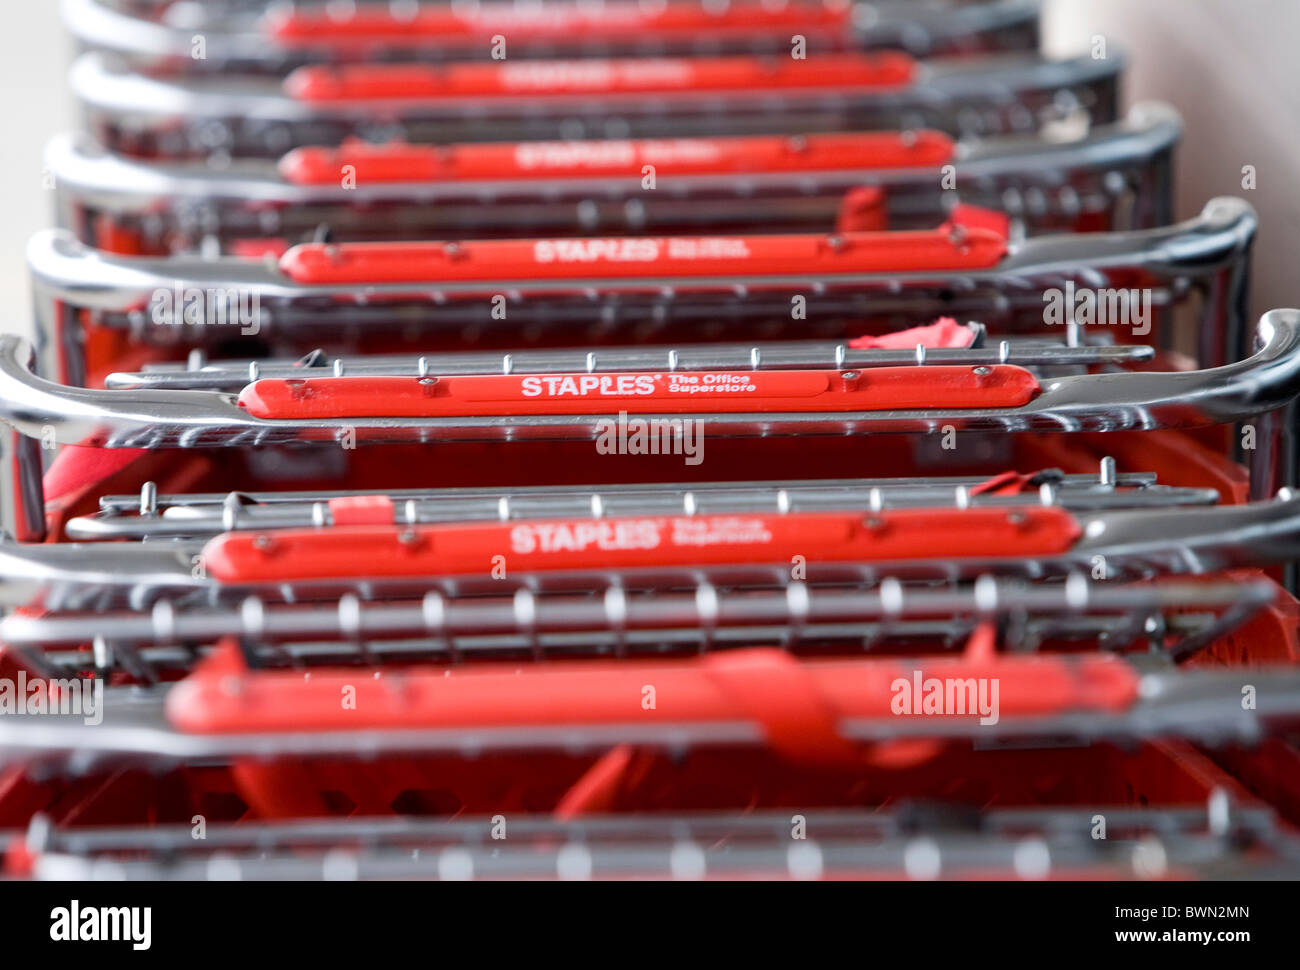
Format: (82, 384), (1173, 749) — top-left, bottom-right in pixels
(200, 506), (1080, 583)
(553, 744), (643, 818)
(2, 836), (35, 880)
(284, 52), (915, 101)
(166, 644), (1139, 735)
(237, 365), (1039, 419)
(277, 210), (1008, 285)
(269, 1), (853, 47)
(969, 471), (1037, 497)
(279, 130), (955, 185)
(42, 445), (150, 502)
(848, 317), (977, 351)
(327, 495), (395, 526)
(835, 185), (889, 233)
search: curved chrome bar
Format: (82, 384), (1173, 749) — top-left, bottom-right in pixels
(69, 47), (1123, 121)
(62, 0), (263, 66)
(3, 491), (1300, 611)
(957, 99), (1180, 177)
(1074, 491), (1300, 576)
(0, 535), (204, 611)
(7, 665), (1300, 754)
(68, 48), (1122, 158)
(996, 195), (1256, 278)
(62, 0), (1043, 71)
(5, 663), (1300, 762)
(29, 230), (295, 313)
(29, 195), (1251, 315)
(44, 102), (1180, 217)
(63, 479), (1217, 541)
(105, 340), (1163, 392)
(26, 195), (1256, 388)
(0, 311), (1296, 448)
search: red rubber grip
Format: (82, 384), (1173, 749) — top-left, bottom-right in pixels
(277, 208), (1009, 285)
(236, 365), (1040, 419)
(284, 52), (915, 101)
(200, 506), (1081, 583)
(269, 1), (853, 47)
(279, 130), (955, 185)
(167, 644), (1138, 736)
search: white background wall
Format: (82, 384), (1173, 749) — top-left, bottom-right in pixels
(1045, 0), (1300, 325)
(0, 1), (1294, 339)
(0, 2), (71, 337)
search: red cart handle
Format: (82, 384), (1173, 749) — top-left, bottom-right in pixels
(285, 52), (915, 101)
(269, 1), (853, 47)
(166, 642), (1139, 743)
(277, 205), (1008, 284)
(237, 364), (1039, 419)
(242, 316), (984, 421)
(279, 130), (955, 185)
(199, 507), (1080, 583)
